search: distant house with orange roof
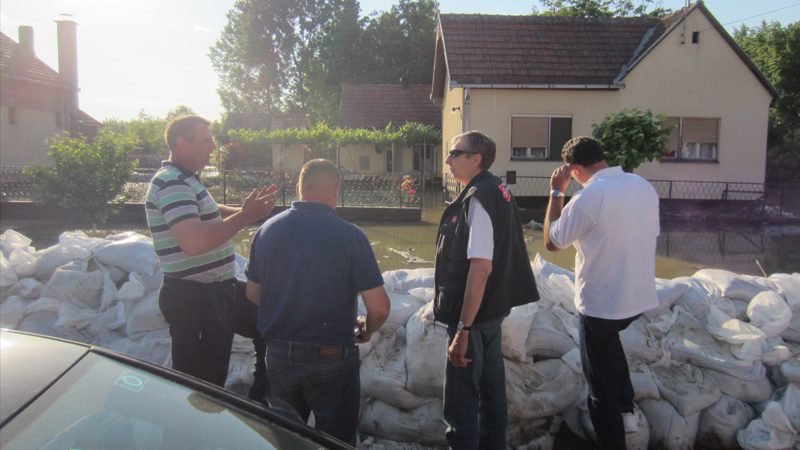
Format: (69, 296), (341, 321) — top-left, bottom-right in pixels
(431, 1), (776, 198)
(338, 81), (442, 179)
(1, 22), (101, 166)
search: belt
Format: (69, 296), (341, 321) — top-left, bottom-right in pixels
(267, 338), (353, 359)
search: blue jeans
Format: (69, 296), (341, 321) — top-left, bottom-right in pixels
(266, 339), (360, 446)
(579, 313), (639, 450)
(443, 316), (507, 450)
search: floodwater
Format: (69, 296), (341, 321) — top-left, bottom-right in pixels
(2, 200), (798, 278)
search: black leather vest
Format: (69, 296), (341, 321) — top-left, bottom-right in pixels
(433, 171), (539, 326)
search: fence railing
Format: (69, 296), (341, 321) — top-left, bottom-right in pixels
(0, 166), (422, 209)
(443, 173), (800, 217)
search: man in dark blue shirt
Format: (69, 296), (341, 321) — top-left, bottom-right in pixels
(245, 159), (390, 446)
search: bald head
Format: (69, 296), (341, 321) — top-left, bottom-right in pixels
(298, 159), (341, 207)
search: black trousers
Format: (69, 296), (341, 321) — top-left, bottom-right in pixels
(579, 313), (639, 450)
(159, 277), (238, 386)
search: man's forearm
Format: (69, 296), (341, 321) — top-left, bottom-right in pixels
(459, 259), (492, 326)
(543, 196), (564, 252)
(172, 212), (251, 256)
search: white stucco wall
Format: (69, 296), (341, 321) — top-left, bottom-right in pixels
(0, 107), (63, 166)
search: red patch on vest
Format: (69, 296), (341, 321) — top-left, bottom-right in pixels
(451, 215), (458, 224)
(498, 184), (511, 202)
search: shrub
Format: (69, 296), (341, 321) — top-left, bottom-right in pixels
(591, 109), (672, 172)
(27, 131), (138, 225)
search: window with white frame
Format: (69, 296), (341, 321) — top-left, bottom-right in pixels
(663, 117), (720, 161)
(511, 116), (572, 161)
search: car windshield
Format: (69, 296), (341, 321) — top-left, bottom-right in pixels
(0, 352), (327, 450)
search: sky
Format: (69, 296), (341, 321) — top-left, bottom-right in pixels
(1, 1), (799, 123)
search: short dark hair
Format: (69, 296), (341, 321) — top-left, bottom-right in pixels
(454, 130), (495, 169)
(561, 136), (605, 167)
(299, 158), (341, 195)
(164, 115), (210, 151)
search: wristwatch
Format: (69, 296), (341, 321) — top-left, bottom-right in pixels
(550, 189), (566, 197)
(457, 321), (472, 332)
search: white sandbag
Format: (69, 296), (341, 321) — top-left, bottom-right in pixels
(531, 254), (576, 314)
(526, 306), (577, 359)
(224, 351), (256, 395)
(706, 304), (766, 345)
(505, 358), (583, 421)
(361, 329), (431, 410)
(561, 347), (583, 375)
(24, 296), (61, 315)
(125, 290), (167, 339)
(666, 307), (765, 380)
(41, 267), (104, 310)
(359, 399), (447, 446)
(769, 273), (800, 311)
(98, 268), (117, 311)
(6, 278), (42, 299)
(778, 383), (800, 432)
(0, 296), (27, 328)
(702, 367), (773, 403)
(675, 276), (720, 319)
(639, 398), (700, 450)
(781, 356), (800, 385)
(748, 291), (792, 338)
(16, 310), (59, 336)
(93, 232), (158, 275)
(404, 301), (446, 398)
(502, 302), (538, 362)
(697, 393), (755, 449)
(34, 242), (91, 280)
(0, 253), (18, 287)
(407, 287), (434, 303)
(381, 268), (435, 294)
(780, 314), (800, 343)
(116, 273), (146, 302)
(651, 362), (720, 416)
(88, 306), (123, 337)
(762, 336), (792, 366)
(620, 317), (661, 363)
(575, 404), (649, 450)
(644, 277), (691, 320)
(8, 247), (37, 278)
(385, 292), (426, 328)
(694, 268), (775, 302)
(737, 401), (797, 450)
(107, 329), (171, 365)
(0, 229), (32, 255)
(58, 231), (107, 251)
(54, 300), (97, 331)
(358, 436), (439, 450)
(629, 360), (660, 400)
(508, 422), (557, 450)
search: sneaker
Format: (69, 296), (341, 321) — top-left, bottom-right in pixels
(622, 412), (639, 433)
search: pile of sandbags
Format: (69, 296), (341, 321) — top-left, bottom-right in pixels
(3, 228), (799, 450)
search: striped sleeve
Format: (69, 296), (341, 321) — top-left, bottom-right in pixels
(155, 179), (200, 227)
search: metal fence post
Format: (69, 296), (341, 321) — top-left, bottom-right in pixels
(223, 169), (227, 205)
(281, 171), (287, 206)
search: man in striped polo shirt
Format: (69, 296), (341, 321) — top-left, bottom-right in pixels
(146, 115), (277, 386)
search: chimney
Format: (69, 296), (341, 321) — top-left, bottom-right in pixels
(56, 18), (79, 113)
(17, 26), (35, 59)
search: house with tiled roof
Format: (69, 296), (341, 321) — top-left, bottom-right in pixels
(431, 1), (776, 198)
(337, 82), (442, 179)
(1, 22), (101, 166)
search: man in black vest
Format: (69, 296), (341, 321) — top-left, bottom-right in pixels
(434, 130), (539, 449)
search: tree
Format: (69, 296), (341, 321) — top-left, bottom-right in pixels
(27, 131), (138, 225)
(734, 21), (800, 183)
(534, 0), (670, 18)
(591, 109), (671, 172)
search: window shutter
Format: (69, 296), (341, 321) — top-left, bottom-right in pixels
(683, 118), (718, 144)
(511, 117), (549, 150)
(549, 118), (572, 161)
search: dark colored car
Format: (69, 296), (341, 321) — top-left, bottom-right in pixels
(0, 329), (352, 450)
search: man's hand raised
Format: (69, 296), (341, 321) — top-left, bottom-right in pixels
(241, 185), (278, 222)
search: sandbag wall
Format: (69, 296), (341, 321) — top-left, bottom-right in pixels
(2, 229), (799, 449)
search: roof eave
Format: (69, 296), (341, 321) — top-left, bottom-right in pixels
(449, 82), (622, 90)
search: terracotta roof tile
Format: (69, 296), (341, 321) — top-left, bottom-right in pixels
(439, 14), (661, 86)
(0, 32), (66, 87)
(338, 84), (441, 129)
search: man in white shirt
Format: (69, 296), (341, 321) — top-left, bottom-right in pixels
(543, 136), (659, 450)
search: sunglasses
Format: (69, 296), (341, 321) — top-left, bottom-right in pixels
(448, 149), (478, 159)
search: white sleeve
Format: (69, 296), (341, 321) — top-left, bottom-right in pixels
(466, 198), (494, 260)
